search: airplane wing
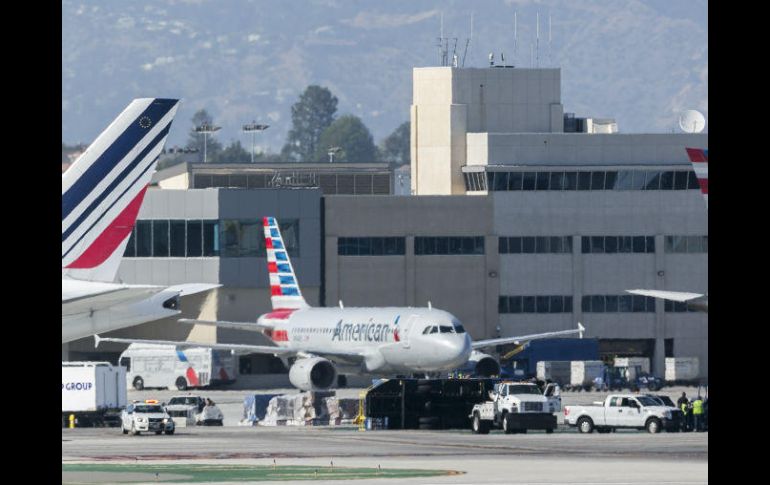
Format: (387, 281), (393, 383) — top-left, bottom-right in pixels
(472, 323), (585, 350)
(94, 335), (365, 363)
(177, 318), (273, 332)
(166, 283), (222, 296)
(62, 284), (165, 317)
(626, 289), (704, 302)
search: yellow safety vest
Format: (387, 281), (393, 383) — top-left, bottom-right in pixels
(680, 402), (688, 412)
(692, 400), (703, 415)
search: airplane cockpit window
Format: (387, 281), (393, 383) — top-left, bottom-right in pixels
(453, 323), (466, 333)
(430, 326), (438, 334)
(439, 326), (454, 333)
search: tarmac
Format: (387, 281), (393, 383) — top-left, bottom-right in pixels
(62, 386), (708, 484)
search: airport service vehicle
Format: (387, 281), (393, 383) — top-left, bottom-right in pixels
(119, 344), (236, 391)
(121, 400), (175, 435)
(61, 98), (218, 343)
(563, 394), (680, 434)
(627, 147), (708, 313)
(166, 396), (224, 426)
(62, 362), (127, 427)
(97, 218), (586, 392)
(469, 381), (560, 434)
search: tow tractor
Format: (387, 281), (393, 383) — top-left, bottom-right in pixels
(120, 400), (175, 435)
(469, 381), (560, 434)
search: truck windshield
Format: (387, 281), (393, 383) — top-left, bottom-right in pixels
(507, 385), (542, 395)
(134, 405), (164, 413)
(636, 396), (661, 407)
(169, 397), (197, 406)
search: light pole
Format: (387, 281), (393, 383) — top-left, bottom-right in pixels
(194, 123), (221, 163)
(242, 122), (270, 163)
(327, 146), (342, 163)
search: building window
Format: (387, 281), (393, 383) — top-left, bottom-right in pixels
(582, 294), (655, 313)
(665, 300), (699, 312)
(499, 236), (572, 254)
(187, 221), (202, 257)
(477, 170), (697, 192)
(338, 237), (406, 256)
(582, 236), (655, 254)
(124, 227), (136, 257)
(499, 295), (573, 314)
(415, 237), (484, 255)
(170, 220), (186, 257)
(136, 220), (152, 257)
(152, 220), (169, 257)
(665, 235), (708, 253)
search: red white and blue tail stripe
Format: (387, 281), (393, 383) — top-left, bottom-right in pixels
(685, 147), (708, 207)
(263, 217), (309, 310)
(62, 98), (180, 282)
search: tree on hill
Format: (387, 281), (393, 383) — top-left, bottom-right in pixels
(214, 140), (250, 164)
(282, 85), (338, 162)
(316, 115), (377, 163)
(379, 121), (410, 165)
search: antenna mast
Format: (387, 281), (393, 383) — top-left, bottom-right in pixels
(536, 12), (540, 67)
(461, 11), (474, 67)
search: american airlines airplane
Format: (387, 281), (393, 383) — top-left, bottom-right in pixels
(627, 147), (708, 313)
(97, 217), (585, 391)
(62, 98), (218, 343)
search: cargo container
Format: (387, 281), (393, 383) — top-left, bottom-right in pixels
(536, 361), (571, 386)
(506, 338), (600, 377)
(570, 360), (606, 388)
(614, 357), (650, 380)
(62, 362), (127, 427)
(665, 357), (700, 383)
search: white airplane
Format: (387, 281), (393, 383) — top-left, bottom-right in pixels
(62, 98), (218, 343)
(627, 147), (708, 313)
(97, 217), (585, 391)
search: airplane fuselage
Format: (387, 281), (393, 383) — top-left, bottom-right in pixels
(258, 307), (472, 375)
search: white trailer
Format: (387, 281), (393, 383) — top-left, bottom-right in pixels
(62, 362), (127, 427)
(570, 361), (606, 390)
(665, 357), (700, 384)
(536, 361), (571, 386)
(119, 344), (236, 391)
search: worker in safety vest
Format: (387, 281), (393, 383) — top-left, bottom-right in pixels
(692, 396), (704, 432)
(677, 392), (690, 431)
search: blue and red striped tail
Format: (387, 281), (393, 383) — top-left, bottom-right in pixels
(263, 216), (309, 310)
(685, 147), (708, 207)
(62, 98), (180, 282)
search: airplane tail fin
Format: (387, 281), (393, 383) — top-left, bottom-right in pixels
(263, 216), (309, 310)
(62, 98), (180, 282)
(685, 147), (708, 207)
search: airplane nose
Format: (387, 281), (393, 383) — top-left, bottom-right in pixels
(447, 334), (472, 366)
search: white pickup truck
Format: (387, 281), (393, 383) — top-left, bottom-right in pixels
(563, 394), (680, 434)
(469, 381), (561, 434)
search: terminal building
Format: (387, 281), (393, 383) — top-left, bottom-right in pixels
(64, 65), (707, 380)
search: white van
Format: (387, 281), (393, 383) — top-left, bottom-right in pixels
(119, 344), (236, 391)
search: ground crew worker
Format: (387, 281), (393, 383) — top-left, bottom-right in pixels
(692, 395), (704, 432)
(677, 392), (689, 431)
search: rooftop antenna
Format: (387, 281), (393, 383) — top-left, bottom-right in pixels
(501, 52), (506, 66)
(489, 52), (494, 67)
(536, 11), (540, 67)
(461, 11), (474, 67)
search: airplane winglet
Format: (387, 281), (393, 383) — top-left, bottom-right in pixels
(94, 334), (101, 347)
(578, 322), (585, 339)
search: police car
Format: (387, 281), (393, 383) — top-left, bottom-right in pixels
(120, 400), (175, 435)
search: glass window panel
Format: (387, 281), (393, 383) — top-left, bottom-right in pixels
(486, 172), (496, 191)
(499, 296), (509, 314)
(605, 295), (619, 312)
(673, 171), (689, 190)
(522, 172), (536, 190)
(664, 300), (673, 312)
(703, 236), (707, 253)
(510, 237), (522, 253)
(645, 171), (661, 190)
(203, 221), (219, 256)
(448, 237), (463, 255)
(565, 296), (573, 312)
(359, 237), (372, 256)
(414, 237), (423, 255)
(186, 220), (202, 257)
(646, 296), (656, 312)
(522, 236), (535, 253)
(615, 170), (634, 190)
(646, 236), (655, 253)
(563, 172), (578, 190)
(619, 295), (633, 312)
(632, 236), (645, 253)
(383, 237), (396, 255)
(581, 296), (591, 313)
(499, 237), (508, 254)
(371, 237), (384, 255)
(604, 171), (617, 189)
(581, 236), (590, 254)
(475, 236), (485, 254)
(221, 220), (241, 257)
(536, 236), (549, 253)
(618, 236), (632, 253)
(124, 227), (136, 257)
(436, 237), (449, 255)
(591, 236), (605, 253)
(578, 172), (591, 191)
(631, 171), (647, 190)
(631, 295), (648, 312)
(170, 220), (186, 257)
(136, 220), (152, 257)
(660, 171), (675, 190)
(550, 236), (563, 253)
(687, 236), (704, 253)
(671, 236), (687, 253)
(278, 220), (300, 257)
(493, 172), (509, 191)
(152, 220), (169, 257)
(508, 172), (523, 190)
(535, 172), (550, 190)
(510, 296), (522, 313)
(536, 296), (550, 313)
(604, 236), (618, 253)
(463, 174), (472, 191)
(564, 236), (573, 253)
(462, 237), (474, 254)
(591, 295), (605, 313)
(522, 296), (535, 313)
(550, 172), (564, 190)
(424, 237), (436, 255)
(591, 171), (606, 190)
(549, 295), (563, 313)
(338, 238), (348, 256)
(687, 171), (700, 190)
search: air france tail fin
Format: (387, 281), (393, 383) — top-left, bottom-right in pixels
(263, 217), (309, 310)
(685, 147), (708, 207)
(62, 98), (180, 282)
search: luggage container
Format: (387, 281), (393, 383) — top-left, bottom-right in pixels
(570, 361), (606, 389)
(665, 357), (700, 383)
(614, 357), (650, 380)
(536, 361), (571, 386)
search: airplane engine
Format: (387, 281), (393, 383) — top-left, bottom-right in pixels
(467, 350), (501, 377)
(289, 357), (337, 391)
